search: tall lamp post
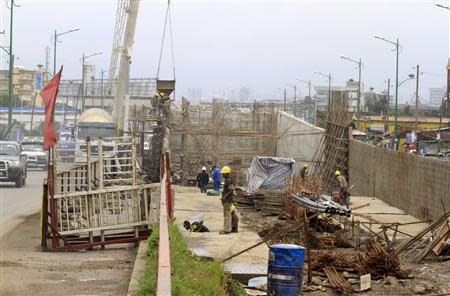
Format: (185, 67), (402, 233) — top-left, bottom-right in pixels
(435, 3), (450, 9)
(375, 35), (400, 150)
(53, 28), (80, 75)
(340, 55), (362, 129)
(81, 51), (102, 111)
(314, 72), (331, 108)
(287, 84), (297, 116)
(6, 0), (20, 128)
(297, 79), (313, 123)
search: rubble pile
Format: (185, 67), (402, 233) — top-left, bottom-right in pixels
(258, 219), (320, 248)
(356, 241), (410, 279)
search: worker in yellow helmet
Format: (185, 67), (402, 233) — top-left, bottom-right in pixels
(220, 166), (235, 234)
(335, 170), (350, 208)
(300, 163), (309, 182)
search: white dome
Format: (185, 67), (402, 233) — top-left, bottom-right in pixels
(78, 108), (113, 123)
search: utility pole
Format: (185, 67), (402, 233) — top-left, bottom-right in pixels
(53, 28), (80, 76)
(375, 36), (400, 150)
(385, 79), (390, 133)
(308, 80), (311, 123)
(414, 65), (420, 134)
(8, 0), (15, 128)
(29, 91), (37, 135)
(328, 73), (331, 109)
(101, 68), (104, 108)
(284, 88), (287, 112)
(394, 38), (400, 150)
(293, 84), (297, 117)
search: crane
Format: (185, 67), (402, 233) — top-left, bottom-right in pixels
(108, 0), (140, 134)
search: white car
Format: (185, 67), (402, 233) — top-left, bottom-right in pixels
(21, 141), (48, 170)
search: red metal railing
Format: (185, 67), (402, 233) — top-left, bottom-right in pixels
(156, 152), (172, 295)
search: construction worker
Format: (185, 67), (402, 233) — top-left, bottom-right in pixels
(300, 163), (309, 182)
(220, 166), (234, 234)
(211, 165), (221, 192)
(335, 170), (350, 208)
(196, 167), (209, 194)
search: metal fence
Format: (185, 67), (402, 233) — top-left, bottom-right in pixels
(43, 136), (160, 250)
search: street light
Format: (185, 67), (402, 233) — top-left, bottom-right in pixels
(81, 51), (102, 111)
(375, 35), (400, 150)
(6, 0), (20, 130)
(314, 72), (332, 110)
(53, 28), (80, 75)
(286, 84), (297, 116)
(340, 55), (362, 129)
(277, 87), (287, 111)
(99, 68), (110, 108)
(297, 79), (313, 123)
(435, 3), (450, 9)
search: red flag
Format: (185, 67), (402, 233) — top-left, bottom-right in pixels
(41, 67), (63, 150)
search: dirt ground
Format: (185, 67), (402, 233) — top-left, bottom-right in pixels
(1, 212), (137, 296)
(239, 207), (450, 296)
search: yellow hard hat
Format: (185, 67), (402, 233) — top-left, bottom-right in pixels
(221, 166), (231, 174)
(304, 164), (309, 168)
(335, 170), (341, 176)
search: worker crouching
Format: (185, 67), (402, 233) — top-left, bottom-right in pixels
(220, 166), (238, 234)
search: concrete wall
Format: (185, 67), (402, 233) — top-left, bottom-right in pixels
(276, 111), (324, 173)
(349, 139), (450, 220)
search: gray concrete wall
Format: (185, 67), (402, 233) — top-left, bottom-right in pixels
(349, 139), (450, 220)
(276, 111), (324, 173)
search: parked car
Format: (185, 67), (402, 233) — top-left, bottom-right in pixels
(0, 141), (27, 187)
(21, 139), (48, 170)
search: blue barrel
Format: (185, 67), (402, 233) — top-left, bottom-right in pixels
(267, 244), (305, 296)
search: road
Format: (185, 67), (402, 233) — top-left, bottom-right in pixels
(0, 166), (136, 296)
(0, 169), (46, 236)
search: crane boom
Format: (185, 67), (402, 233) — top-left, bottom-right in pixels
(107, 0), (130, 95)
(111, 0), (140, 133)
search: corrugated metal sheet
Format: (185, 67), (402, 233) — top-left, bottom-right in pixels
(247, 156), (295, 193)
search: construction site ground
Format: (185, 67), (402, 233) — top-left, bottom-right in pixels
(173, 185), (269, 283)
(174, 185), (450, 295)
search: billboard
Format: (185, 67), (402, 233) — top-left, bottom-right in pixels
(35, 72), (43, 90)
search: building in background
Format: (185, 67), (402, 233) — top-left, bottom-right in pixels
(58, 78), (156, 111)
(239, 87), (251, 102)
(0, 66), (47, 106)
(429, 86), (446, 107)
(187, 88), (202, 100)
(314, 80), (363, 112)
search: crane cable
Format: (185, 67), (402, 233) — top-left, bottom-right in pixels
(156, 0), (176, 81)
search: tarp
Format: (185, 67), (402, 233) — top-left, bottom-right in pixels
(247, 156), (295, 193)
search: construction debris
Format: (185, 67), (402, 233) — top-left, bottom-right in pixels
(323, 266), (355, 293)
(356, 241), (409, 279)
(235, 189), (285, 216)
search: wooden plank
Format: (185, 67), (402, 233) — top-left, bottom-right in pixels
(360, 274), (371, 292)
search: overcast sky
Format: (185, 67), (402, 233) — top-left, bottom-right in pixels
(0, 0), (449, 103)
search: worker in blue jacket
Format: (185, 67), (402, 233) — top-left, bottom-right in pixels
(211, 165), (221, 192)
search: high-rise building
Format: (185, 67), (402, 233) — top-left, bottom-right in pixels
(187, 88), (202, 100)
(239, 87), (251, 101)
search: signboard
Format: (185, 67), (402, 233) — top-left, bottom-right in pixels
(35, 72), (43, 90)
(369, 124), (385, 133)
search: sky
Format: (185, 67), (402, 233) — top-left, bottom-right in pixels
(0, 0), (449, 103)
